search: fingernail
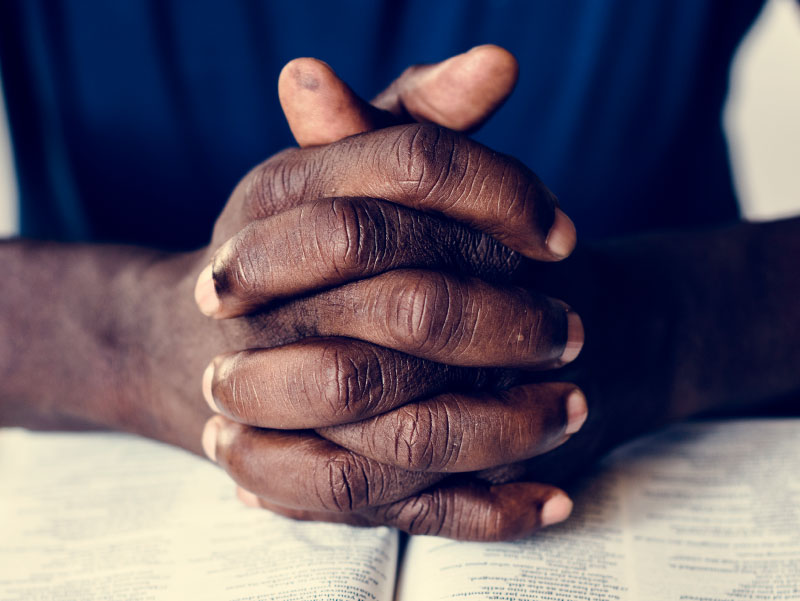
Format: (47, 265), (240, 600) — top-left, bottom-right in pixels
(201, 417), (220, 462)
(202, 361), (217, 412)
(565, 389), (588, 435)
(541, 493), (573, 527)
(545, 208), (577, 259)
(560, 310), (584, 363)
(194, 263), (220, 317)
(236, 487), (261, 508)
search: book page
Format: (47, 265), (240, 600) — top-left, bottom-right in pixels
(0, 429), (398, 601)
(397, 419), (800, 601)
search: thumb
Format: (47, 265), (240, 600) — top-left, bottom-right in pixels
(278, 45), (519, 148)
(373, 44), (519, 132)
(278, 58), (387, 148)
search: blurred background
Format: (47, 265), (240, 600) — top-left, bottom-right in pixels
(0, 0), (798, 238)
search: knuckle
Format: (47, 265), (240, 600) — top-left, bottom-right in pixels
(390, 403), (436, 471)
(312, 199), (387, 277)
(381, 485), (525, 541)
(310, 344), (377, 420)
(242, 149), (310, 220)
(314, 453), (372, 512)
(387, 491), (447, 536)
(394, 123), (463, 201)
(384, 272), (458, 353)
(387, 401), (464, 472)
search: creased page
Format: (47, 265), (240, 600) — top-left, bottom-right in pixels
(0, 429), (397, 601)
(396, 419), (800, 601)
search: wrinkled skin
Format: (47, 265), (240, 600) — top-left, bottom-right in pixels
(185, 120), (586, 539)
(176, 49), (599, 539)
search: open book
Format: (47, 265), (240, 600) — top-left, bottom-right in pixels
(1, 419), (798, 600)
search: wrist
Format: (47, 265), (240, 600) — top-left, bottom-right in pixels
(110, 248), (215, 452)
(533, 240), (684, 450)
(0, 242), (163, 430)
(542, 218), (800, 452)
(0, 241), (213, 455)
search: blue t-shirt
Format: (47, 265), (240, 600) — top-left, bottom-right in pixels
(0, 0), (764, 250)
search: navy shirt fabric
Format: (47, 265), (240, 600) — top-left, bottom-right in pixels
(0, 0), (764, 250)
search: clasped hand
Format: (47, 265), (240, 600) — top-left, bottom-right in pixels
(191, 48), (586, 540)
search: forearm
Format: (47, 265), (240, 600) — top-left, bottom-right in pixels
(0, 239), (155, 429)
(558, 216), (800, 443)
(0, 240), (209, 450)
(657, 217), (800, 418)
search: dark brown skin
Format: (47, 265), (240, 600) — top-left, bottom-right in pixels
(2, 47), (799, 541)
